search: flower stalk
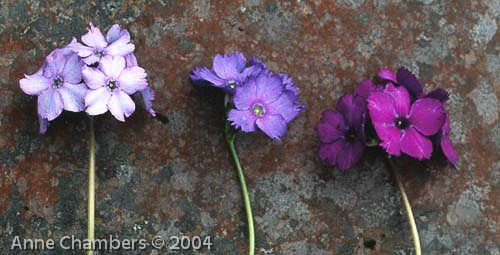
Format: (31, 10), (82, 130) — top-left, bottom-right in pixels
(225, 120), (255, 255)
(387, 157), (421, 255)
(88, 116), (96, 255)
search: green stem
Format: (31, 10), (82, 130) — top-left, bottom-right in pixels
(387, 157), (421, 255)
(88, 116), (95, 255)
(225, 127), (255, 255)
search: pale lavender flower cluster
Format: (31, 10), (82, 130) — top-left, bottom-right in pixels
(20, 23), (155, 133)
(191, 52), (305, 139)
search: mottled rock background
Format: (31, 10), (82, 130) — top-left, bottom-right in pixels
(0, 0), (499, 254)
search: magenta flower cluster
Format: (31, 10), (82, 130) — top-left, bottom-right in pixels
(20, 23), (155, 133)
(317, 67), (458, 171)
(191, 52), (305, 139)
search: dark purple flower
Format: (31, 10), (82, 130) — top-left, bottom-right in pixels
(20, 49), (87, 123)
(190, 52), (260, 93)
(125, 53), (156, 117)
(317, 94), (366, 171)
(82, 55), (147, 121)
(367, 84), (445, 159)
(354, 79), (385, 98)
(377, 67), (424, 99)
(68, 23), (135, 65)
(227, 72), (303, 139)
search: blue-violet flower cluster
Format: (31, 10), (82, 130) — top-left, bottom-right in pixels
(20, 23), (155, 133)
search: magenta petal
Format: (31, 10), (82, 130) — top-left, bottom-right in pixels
(118, 67), (148, 94)
(82, 23), (108, 48)
(378, 69), (397, 83)
(396, 67), (423, 97)
(85, 87), (111, 115)
(318, 140), (344, 166)
(108, 90), (136, 122)
(409, 98), (445, 136)
(384, 83), (410, 117)
(367, 92), (396, 125)
(256, 114), (287, 140)
(265, 91), (300, 122)
(37, 89), (63, 121)
(190, 67), (226, 87)
(378, 125), (402, 156)
(337, 141), (364, 171)
(400, 128), (433, 160)
(100, 55), (126, 79)
(316, 110), (345, 143)
(62, 53), (82, 84)
(354, 80), (373, 98)
(255, 74), (283, 104)
(20, 74), (50, 96)
(82, 66), (106, 89)
(440, 135), (458, 164)
(58, 83), (87, 112)
(228, 109), (257, 132)
(233, 78), (257, 110)
(38, 115), (49, 134)
(104, 35), (135, 56)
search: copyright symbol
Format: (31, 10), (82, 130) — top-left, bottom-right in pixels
(151, 236), (165, 249)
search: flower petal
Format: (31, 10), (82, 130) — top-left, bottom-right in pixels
(82, 66), (106, 89)
(61, 53), (82, 84)
(317, 110), (345, 143)
(408, 98), (445, 136)
(378, 125), (402, 156)
(337, 140), (364, 171)
(118, 67), (148, 94)
(58, 83), (87, 112)
(38, 115), (49, 134)
(354, 80), (374, 98)
(104, 33), (135, 56)
(82, 54), (101, 65)
(140, 87), (155, 116)
(367, 91), (396, 125)
(266, 91), (303, 123)
(233, 77), (257, 110)
(100, 55), (125, 79)
(384, 83), (410, 117)
(190, 67), (226, 87)
(228, 109), (257, 132)
(125, 53), (138, 67)
(20, 74), (50, 96)
(38, 89), (63, 121)
(318, 140), (345, 167)
(336, 94), (366, 129)
(81, 22), (108, 48)
(212, 52), (246, 80)
(106, 24), (121, 43)
(378, 68), (397, 83)
(440, 134), (458, 165)
(256, 114), (287, 140)
(255, 73), (284, 104)
(85, 87), (111, 116)
(67, 38), (93, 58)
(107, 90), (136, 122)
(424, 88), (449, 103)
(396, 67), (423, 97)
(400, 127), (433, 160)
(44, 51), (67, 78)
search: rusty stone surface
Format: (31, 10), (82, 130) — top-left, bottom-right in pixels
(0, 0), (499, 254)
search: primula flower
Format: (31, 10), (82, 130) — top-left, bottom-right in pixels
(367, 84), (445, 159)
(82, 55), (147, 121)
(190, 51), (259, 92)
(228, 72), (303, 139)
(377, 67), (423, 99)
(68, 23), (135, 65)
(317, 94), (366, 170)
(125, 53), (156, 116)
(20, 49), (87, 123)
(250, 56), (300, 96)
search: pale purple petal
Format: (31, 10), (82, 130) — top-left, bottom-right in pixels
(255, 73), (283, 104)
(20, 74), (50, 96)
(100, 55), (125, 79)
(44, 52), (67, 78)
(367, 92), (396, 125)
(354, 80), (373, 98)
(266, 91), (302, 122)
(318, 140), (345, 167)
(106, 24), (122, 43)
(118, 67), (148, 94)
(384, 83), (410, 117)
(441, 135), (458, 165)
(38, 89), (63, 121)
(61, 53), (82, 84)
(85, 87), (111, 115)
(58, 83), (87, 112)
(82, 54), (101, 65)
(337, 140), (364, 171)
(249, 56), (266, 68)
(140, 87), (155, 117)
(82, 66), (106, 89)
(104, 34), (135, 56)
(212, 52), (246, 80)
(256, 114), (287, 139)
(107, 90), (136, 122)
(336, 94), (366, 129)
(400, 127), (433, 160)
(408, 98), (445, 136)
(125, 53), (138, 67)
(233, 77), (257, 110)
(190, 67), (226, 87)
(396, 67), (423, 97)
(228, 109), (257, 132)
(67, 38), (93, 58)
(81, 22), (108, 48)
(38, 115), (49, 134)
(316, 110), (345, 143)
(378, 69), (397, 83)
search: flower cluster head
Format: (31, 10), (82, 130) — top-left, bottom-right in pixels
(19, 23), (155, 133)
(318, 67), (458, 171)
(191, 52), (305, 139)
